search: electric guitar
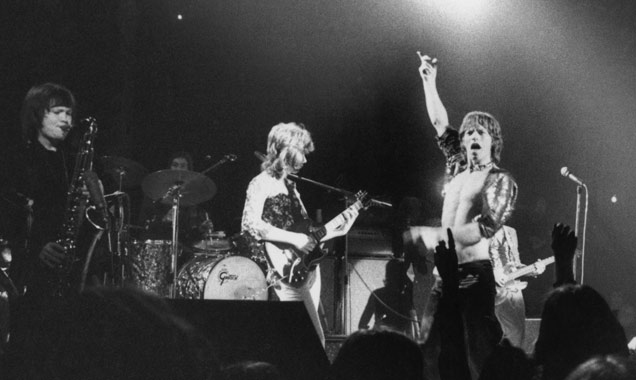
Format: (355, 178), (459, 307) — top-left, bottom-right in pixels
(265, 191), (370, 286)
(501, 256), (555, 288)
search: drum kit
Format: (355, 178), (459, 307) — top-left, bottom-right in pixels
(99, 155), (268, 301)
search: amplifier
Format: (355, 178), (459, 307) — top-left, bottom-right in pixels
(347, 228), (393, 257)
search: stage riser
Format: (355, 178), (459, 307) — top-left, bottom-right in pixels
(168, 299), (329, 380)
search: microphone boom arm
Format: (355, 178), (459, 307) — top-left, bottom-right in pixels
(254, 151), (390, 208)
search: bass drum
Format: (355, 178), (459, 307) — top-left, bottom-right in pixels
(176, 255), (268, 300)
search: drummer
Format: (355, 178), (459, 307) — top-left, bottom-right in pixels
(137, 151), (212, 256)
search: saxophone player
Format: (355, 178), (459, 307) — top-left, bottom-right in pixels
(1, 83), (79, 298)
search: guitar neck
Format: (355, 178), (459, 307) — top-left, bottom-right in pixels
(507, 256), (555, 282)
(321, 200), (363, 235)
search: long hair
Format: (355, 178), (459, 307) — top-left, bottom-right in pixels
(20, 83), (76, 143)
(564, 355), (636, 380)
(261, 122), (314, 179)
(459, 111), (503, 164)
(329, 329), (424, 380)
(534, 284), (628, 380)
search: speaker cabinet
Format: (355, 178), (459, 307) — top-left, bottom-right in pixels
(168, 299), (329, 380)
(345, 256), (390, 334)
(319, 255), (391, 335)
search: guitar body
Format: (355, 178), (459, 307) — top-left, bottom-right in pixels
(264, 190), (369, 286)
(265, 220), (326, 286)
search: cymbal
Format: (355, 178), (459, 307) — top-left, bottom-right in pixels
(141, 169), (217, 207)
(100, 156), (148, 189)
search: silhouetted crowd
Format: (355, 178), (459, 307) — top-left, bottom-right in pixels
(0, 222), (634, 380)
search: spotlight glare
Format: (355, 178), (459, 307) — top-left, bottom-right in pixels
(611, 195), (617, 204)
(432, 0), (489, 22)
(177, 14), (183, 20)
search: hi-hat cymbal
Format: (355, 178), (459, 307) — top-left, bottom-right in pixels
(100, 156), (148, 189)
(141, 169), (217, 207)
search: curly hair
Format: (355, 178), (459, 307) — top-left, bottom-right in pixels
(459, 111), (503, 164)
(261, 122), (314, 179)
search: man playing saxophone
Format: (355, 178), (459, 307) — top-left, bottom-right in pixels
(1, 83), (82, 298)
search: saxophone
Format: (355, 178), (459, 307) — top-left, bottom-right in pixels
(52, 117), (98, 297)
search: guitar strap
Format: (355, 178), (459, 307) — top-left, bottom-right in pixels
(285, 180), (309, 224)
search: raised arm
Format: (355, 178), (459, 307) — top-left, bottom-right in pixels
(551, 223), (577, 287)
(418, 51), (449, 137)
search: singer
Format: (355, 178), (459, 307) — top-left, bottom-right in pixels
(405, 53), (518, 380)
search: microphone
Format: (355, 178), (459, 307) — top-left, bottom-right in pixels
(84, 170), (110, 228)
(254, 151), (267, 162)
(560, 167), (584, 186)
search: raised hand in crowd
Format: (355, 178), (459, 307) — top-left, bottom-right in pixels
(434, 228), (458, 294)
(550, 223), (577, 286)
(38, 242), (66, 268)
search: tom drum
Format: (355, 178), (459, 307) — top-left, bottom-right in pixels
(128, 239), (174, 297)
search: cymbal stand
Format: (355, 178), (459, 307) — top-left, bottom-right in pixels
(116, 168), (126, 192)
(164, 184), (183, 298)
(105, 190), (131, 287)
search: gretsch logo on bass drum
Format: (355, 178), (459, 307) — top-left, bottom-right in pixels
(218, 268), (238, 286)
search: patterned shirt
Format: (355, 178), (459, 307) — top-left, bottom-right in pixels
(240, 171), (310, 267)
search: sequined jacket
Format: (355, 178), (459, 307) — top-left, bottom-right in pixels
(436, 127), (518, 239)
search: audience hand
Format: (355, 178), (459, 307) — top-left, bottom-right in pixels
(551, 223), (577, 286)
(434, 228), (458, 291)
(39, 242), (66, 268)
(551, 223), (577, 258)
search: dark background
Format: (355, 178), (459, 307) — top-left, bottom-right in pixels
(1, 0), (636, 331)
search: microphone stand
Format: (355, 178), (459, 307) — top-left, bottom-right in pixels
(573, 184), (589, 284)
(289, 173), (392, 208)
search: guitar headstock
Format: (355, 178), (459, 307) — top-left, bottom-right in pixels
(353, 190), (372, 209)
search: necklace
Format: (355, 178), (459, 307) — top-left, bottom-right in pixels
(470, 161), (494, 173)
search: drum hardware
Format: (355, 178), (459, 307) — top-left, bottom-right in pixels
(100, 156), (148, 191)
(105, 191), (133, 287)
(141, 169), (216, 298)
(200, 154), (237, 175)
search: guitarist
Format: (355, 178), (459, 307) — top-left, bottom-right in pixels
(490, 225), (545, 348)
(241, 122), (359, 346)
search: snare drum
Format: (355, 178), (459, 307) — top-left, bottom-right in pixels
(128, 240), (174, 297)
(190, 230), (233, 256)
(176, 255), (268, 300)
